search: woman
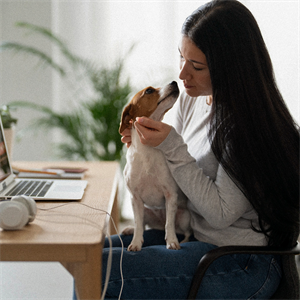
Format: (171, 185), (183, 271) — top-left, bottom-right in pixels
(102, 0), (299, 299)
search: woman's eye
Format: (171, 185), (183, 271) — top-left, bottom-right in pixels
(145, 88), (154, 94)
(193, 66), (204, 71)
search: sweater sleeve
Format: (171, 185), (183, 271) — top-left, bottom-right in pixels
(156, 127), (253, 230)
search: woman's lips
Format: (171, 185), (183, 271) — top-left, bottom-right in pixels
(184, 83), (194, 89)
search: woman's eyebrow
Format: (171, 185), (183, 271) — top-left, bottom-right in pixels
(178, 48), (206, 66)
(190, 59), (206, 66)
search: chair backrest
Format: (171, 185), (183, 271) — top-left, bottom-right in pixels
(187, 242), (300, 300)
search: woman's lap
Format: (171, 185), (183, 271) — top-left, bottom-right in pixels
(102, 229), (282, 299)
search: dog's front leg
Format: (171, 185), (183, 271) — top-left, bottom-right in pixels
(127, 196), (145, 251)
(165, 193), (181, 250)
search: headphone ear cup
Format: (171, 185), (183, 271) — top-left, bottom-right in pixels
(0, 201), (29, 230)
(11, 195), (37, 223)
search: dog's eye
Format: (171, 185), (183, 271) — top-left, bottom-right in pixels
(145, 88), (154, 94)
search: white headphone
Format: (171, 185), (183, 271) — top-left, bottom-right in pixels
(0, 195), (37, 230)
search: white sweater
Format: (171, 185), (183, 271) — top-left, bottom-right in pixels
(156, 92), (267, 246)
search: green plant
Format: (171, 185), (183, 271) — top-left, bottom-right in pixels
(0, 105), (17, 129)
(1, 22), (133, 161)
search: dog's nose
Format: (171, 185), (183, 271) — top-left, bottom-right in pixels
(170, 81), (177, 86)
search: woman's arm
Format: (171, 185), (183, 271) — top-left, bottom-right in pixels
(156, 127), (252, 229)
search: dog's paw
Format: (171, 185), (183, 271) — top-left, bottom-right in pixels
(166, 240), (181, 250)
(122, 225), (135, 236)
(127, 242), (142, 252)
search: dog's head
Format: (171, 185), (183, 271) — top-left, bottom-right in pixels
(119, 81), (179, 133)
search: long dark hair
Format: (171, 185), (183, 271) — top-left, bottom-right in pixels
(182, 0), (299, 247)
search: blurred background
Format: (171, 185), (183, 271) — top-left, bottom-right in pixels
(0, 0), (299, 163)
(0, 1), (299, 299)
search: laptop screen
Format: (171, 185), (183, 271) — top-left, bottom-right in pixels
(0, 118), (12, 182)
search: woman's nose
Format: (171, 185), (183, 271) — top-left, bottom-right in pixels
(179, 61), (191, 81)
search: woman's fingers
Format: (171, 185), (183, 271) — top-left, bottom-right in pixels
(134, 117), (172, 147)
(121, 127), (132, 148)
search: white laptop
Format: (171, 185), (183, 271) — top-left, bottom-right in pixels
(0, 117), (87, 201)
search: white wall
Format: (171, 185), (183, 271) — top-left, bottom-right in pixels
(247, 1), (299, 121)
(0, 1), (54, 161)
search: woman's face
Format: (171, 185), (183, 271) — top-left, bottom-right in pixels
(178, 35), (212, 98)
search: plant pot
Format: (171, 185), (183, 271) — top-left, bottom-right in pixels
(4, 126), (15, 160)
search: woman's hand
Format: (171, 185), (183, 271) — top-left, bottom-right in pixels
(134, 117), (172, 147)
(121, 127), (132, 148)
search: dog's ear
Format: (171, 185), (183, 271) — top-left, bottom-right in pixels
(119, 104), (134, 134)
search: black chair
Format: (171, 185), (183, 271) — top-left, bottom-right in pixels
(187, 242), (300, 299)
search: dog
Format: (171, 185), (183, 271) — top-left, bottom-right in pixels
(119, 81), (191, 251)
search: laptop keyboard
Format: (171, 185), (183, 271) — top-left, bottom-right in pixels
(5, 180), (54, 197)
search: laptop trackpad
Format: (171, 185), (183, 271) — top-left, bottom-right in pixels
(52, 185), (84, 193)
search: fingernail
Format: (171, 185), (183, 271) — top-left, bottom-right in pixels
(136, 117), (143, 123)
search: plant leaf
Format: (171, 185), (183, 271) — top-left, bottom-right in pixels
(0, 42), (66, 76)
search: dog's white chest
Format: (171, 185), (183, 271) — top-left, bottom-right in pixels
(124, 129), (178, 207)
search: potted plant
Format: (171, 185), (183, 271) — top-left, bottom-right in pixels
(0, 105), (18, 158)
(0, 22), (133, 161)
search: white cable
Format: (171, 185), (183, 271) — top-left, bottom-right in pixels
(37, 203), (124, 300)
(108, 213), (124, 300)
(101, 228), (113, 300)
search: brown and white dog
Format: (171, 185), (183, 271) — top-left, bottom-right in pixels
(119, 81), (191, 251)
